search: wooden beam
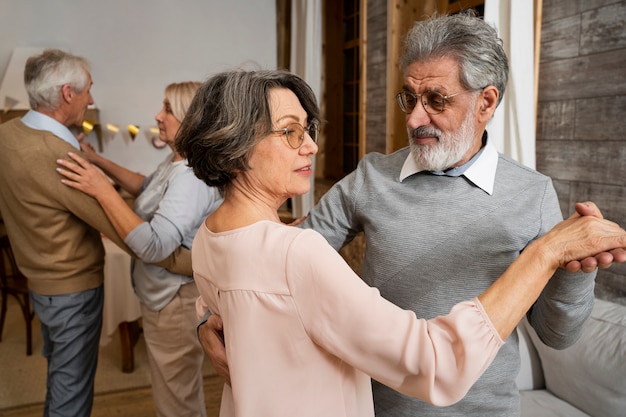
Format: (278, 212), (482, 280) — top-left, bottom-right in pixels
(359, 0), (368, 159)
(534, 0), (543, 123)
(276, 0), (291, 70)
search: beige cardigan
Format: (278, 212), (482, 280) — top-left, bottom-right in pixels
(0, 119), (190, 295)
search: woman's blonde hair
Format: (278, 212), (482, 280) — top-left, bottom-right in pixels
(164, 81), (201, 122)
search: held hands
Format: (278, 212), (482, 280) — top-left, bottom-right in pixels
(56, 151), (116, 199)
(555, 202), (626, 273)
(198, 315), (231, 385)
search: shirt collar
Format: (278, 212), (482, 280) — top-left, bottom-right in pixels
(21, 110), (81, 150)
(399, 131), (498, 195)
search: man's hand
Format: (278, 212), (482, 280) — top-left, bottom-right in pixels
(564, 202), (626, 272)
(199, 314), (230, 385)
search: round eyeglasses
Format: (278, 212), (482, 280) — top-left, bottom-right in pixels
(271, 122), (319, 149)
(395, 89), (479, 115)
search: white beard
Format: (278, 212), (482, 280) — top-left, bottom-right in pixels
(408, 109), (477, 172)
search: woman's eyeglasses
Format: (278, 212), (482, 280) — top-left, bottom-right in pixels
(395, 89), (480, 115)
(271, 122), (319, 149)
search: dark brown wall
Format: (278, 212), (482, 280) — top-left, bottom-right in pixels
(536, 0), (626, 304)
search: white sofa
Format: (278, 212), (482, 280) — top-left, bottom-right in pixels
(516, 298), (626, 417)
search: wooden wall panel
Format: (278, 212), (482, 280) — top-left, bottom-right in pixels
(580, 2), (626, 54)
(539, 49), (626, 101)
(365, 0), (388, 154)
(575, 96), (626, 140)
(536, 100), (575, 140)
(542, 0), (617, 22)
(539, 14), (580, 61)
(536, 141), (626, 185)
(569, 182), (626, 228)
(537, 0), (626, 304)
(538, 97), (626, 141)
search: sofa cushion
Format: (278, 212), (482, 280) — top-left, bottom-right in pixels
(520, 390), (591, 417)
(516, 319), (545, 390)
(524, 299), (626, 417)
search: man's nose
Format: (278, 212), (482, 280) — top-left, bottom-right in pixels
(405, 101), (431, 130)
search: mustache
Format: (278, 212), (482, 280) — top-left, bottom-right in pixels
(410, 126), (442, 139)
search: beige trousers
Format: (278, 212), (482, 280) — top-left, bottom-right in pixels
(141, 282), (207, 417)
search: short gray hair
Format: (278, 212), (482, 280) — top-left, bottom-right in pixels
(400, 11), (509, 106)
(176, 69), (320, 196)
(24, 49), (91, 110)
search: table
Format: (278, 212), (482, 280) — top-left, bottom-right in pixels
(101, 237), (142, 372)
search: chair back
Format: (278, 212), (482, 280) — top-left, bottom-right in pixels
(0, 235), (25, 285)
(0, 234), (34, 355)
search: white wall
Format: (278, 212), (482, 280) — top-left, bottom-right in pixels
(0, 0), (277, 175)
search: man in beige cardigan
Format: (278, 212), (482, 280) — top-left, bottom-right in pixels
(0, 49), (189, 417)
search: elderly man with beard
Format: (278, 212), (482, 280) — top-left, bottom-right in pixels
(199, 11), (598, 417)
(302, 12), (597, 417)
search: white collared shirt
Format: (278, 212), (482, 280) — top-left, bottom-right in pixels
(21, 109), (81, 150)
(399, 134), (499, 195)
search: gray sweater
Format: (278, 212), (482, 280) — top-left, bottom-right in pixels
(302, 145), (595, 417)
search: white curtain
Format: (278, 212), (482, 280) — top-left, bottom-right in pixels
(484, 0), (536, 169)
(289, 0), (322, 218)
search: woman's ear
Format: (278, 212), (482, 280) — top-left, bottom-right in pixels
(477, 85), (499, 122)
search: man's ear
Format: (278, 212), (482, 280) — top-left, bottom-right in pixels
(61, 84), (73, 103)
(478, 85), (499, 122)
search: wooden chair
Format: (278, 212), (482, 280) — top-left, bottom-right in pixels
(0, 234), (35, 355)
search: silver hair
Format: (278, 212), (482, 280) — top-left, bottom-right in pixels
(23, 49), (91, 110)
(176, 69), (320, 196)
(399, 11), (509, 106)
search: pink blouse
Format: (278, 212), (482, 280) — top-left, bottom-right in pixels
(194, 220), (503, 417)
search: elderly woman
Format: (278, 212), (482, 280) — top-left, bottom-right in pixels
(173, 69), (625, 417)
(56, 82), (222, 417)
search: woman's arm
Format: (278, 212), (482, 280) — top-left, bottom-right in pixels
(80, 142), (145, 196)
(57, 151), (194, 276)
(57, 151), (193, 275)
(197, 203), (626, 397)
(290, 210), (626, 405)
(478, 202), (626, 339)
